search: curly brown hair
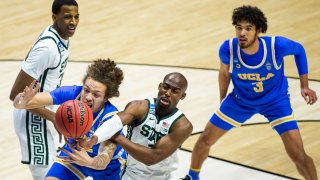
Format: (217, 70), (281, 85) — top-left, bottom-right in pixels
(232, 5), (268, 33)
(82, 58), (124, 99)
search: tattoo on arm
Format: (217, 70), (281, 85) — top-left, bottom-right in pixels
(90, 141), (117, 170)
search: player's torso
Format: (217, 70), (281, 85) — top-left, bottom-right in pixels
(229, 37), (288, 105)
(124, 98), (180, 178)
(29, 26), (69, 92)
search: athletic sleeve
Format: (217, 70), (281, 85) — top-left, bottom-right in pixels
(219, 40), (230, 65)
(50, 85), (82, 105)
(21, 39), (59, 79)
(275, 36), (308, 75)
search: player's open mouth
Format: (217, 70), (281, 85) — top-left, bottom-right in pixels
(68, 27), (76, 33)
(160, 98), (170, 106)
(239, 38), (246, 43)
(86, 103), (93, 108)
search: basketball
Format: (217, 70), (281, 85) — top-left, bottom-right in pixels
(55, 100), (93, 139)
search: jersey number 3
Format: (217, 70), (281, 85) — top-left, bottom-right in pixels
(253, 81), (264, 93)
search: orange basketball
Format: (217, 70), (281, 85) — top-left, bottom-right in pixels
(55, 100), (93, 139)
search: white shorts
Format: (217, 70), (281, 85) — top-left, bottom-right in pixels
(121, 169), (176, 180)
(13, 108), (60, 172)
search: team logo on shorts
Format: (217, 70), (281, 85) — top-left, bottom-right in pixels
(236, 64), (241, 68)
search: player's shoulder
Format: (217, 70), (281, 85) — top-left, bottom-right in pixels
(172, 113), (193, 135)
(219, 38), (237, 50)
(124, 99), (149, 114)
(104, 101), (119, 112)
(34, 37), (59, 53)
(260, 35), (290, 42)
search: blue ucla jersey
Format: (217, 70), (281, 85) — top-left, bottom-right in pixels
(47, 85), (126, 179)
(219, 36), (308, 106)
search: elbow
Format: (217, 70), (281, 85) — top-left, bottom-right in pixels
(143, 156), (162, 166)
(9, 92), (15, 102)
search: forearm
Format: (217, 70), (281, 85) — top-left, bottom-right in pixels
(13, 91), (53, 109)
(94, 115), (123, 144)
(299, 74), (309, 89)
(218, 70), (230, 102)
(88, 141), (116, 170)
(113, 135), (158, 165)
(29, 107), (55, 123)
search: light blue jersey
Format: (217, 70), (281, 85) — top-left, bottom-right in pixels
(210, 36), (308, 134)
(46, 85), (126, 180)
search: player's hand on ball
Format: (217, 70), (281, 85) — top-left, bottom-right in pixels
(78, 135), (98, 150)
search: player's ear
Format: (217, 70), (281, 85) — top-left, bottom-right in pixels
(158, 83), (162, 90)
(52, 14), (57, 22)
(103, 95), (109, 103)
(180, 92), (186, 100)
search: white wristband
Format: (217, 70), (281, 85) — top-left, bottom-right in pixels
(94, 114), (123, 144)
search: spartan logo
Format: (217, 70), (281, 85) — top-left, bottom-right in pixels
(66, 106), (74, 123)
(78, 102), (86, 126)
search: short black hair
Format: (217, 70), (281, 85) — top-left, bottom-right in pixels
(52, 0), (78, 14)
(232, 5), (268, 33)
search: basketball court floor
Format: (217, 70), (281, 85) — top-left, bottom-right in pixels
(1, 1), (319, 179)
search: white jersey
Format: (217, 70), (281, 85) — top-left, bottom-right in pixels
(13, 25), (69, 166)
(122, 98), (183, 180)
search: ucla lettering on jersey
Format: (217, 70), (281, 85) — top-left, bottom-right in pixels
(228, 36), (289, 105)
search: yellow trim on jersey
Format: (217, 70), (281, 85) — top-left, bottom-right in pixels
(271, 36), (282, 70)
(229, 38), (233, 73)
(118, 156), (126, 170)
(92, 106), (105, 125)
(270, 113), (295, 128)
(102, 111), (118, 121)
(216, 110), (241, 127)
(56, 158), (85, 180)
(237, 38), (267, 69)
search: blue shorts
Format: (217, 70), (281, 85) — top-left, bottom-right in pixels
(46, 150), (126, 180)
(210, 93), (298, 135)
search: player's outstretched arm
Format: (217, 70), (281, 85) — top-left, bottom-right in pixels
(60, 140), (116, 170)
(79, 100), (146, 150)
(13, 80), (53, 109)
(112, 116), (193, 166)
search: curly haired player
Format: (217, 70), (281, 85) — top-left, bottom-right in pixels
(14, 59), (127, 180)
(183, 5), (317, 180)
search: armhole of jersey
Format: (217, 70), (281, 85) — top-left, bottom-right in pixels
(40, 36), (62, 70)
(229, 38), (233, 73)
(271, 36), (282, 70)
(168, 113), (184, 134)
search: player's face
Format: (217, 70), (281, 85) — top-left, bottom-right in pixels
(80, 77), (107, 113)
(156, 77), (186, 116)
(52, 5), (79, 40)
(235, 21), (259, 49)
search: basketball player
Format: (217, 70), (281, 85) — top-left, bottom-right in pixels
(9, 0), (79, 179)
(76, 72), (193, 179)
(183, 5), (318, 180)
(13, 59), (127, 179)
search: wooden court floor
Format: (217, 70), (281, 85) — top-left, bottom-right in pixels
(1, 1), (319, 179)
